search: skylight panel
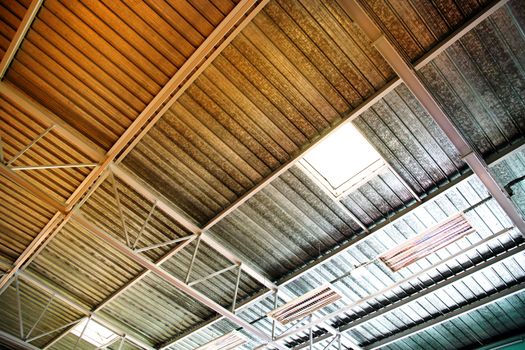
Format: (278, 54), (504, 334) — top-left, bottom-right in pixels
(267, 285), (342, 325)
(196, 331), (248, 350)
(380, 213), (474, 271)
(71, 319), (118, 347)
(301, 122), (384, 198)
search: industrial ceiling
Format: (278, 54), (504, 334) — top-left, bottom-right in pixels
(0, 0), (524, 349)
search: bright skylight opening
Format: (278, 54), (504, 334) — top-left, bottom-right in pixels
(302, 122), (383, 197)
(71, 319), (118, 347)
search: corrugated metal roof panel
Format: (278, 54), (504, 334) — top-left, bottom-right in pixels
(419, 2), (525, 157)
(354, 83), (465, 197)
(208, 165), (362, 281)
(0, 174), (55, 266)
(27, 219), (143, 308)
(0, 278), (84, 349)
(5, 0), (236, 149)
(171, 173), (524, 349)
(122, 0), (395, 226)
(389, 289), (525, 350)
(360, 0), (491, 61)
(101, 273), (214, 346)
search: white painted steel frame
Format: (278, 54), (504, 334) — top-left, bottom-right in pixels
(0, 0), (43, 79)
(259, 227), (521, 348)
(1, 0), (520, 348)
(0, 0), (264, 292)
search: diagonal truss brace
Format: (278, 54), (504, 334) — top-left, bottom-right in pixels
(71, 213), (289, 350)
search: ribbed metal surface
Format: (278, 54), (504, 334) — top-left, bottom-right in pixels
(0, 92), (96, 202)
(27, 219), (143, 308)
(354, 83), (465, 199)
(209, 165), (363, 281)
(0, 0), (31, 61)
(172, 175), (525, 350)
(5, 0), (237, 149)
(0, 174), (55, 267)
(382, 290), (525, 350)
(419, 1), (525, 158)
(0, 278), (84, 348)
(361, 0), (491, 62)
(2, 1), (525, 349)
(101, 273), (214, 346)
(122, 0), (395, 226)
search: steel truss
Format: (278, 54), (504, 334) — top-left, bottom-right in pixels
(0, 272), (153, 350)
(0, 0), (523, 349)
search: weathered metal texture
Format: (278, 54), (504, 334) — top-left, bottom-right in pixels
(26, 220), (143, 308)
(122, 0), (395, 226)
(378, 290), (525, 350)
(207, 165), (362, 281)
(0, 278), (84, 348)
(490, 148), (525, 218)
(0, 0), (31, 62)
(49, 333), (95, 350)
(0, 92), (96, 202)
(101, 273), (215, 346)
(361, 0), (491, 62)
(418, 1), (525, 158)
(0, 173), (55, 267)
(4, 0), (240, 150)
(353, 84), (465, 199)
(169, 172), (524, 349)
(276, 176), (524, 347)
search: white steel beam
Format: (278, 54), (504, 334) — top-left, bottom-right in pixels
(0, 0), (43, 79)
(0, 0), (264, 293)
(337, 0), (525, 236)
(71, 213), (289, 350)
(262, 230), (523, 348)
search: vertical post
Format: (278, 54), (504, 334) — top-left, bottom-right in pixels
(117, 335), (125, 350)
(231, 263), (242, 312)
(309, 315), (313, 350)
(338, 333), (342, 350)
(15, 275), (24, 339)
(109, 171), (131, 247)
(272, 291), (278, 340)
(185, 235), (201, 284)
(72, 317), (90, 350)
